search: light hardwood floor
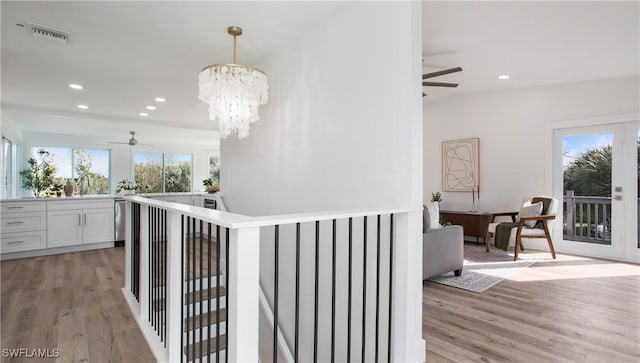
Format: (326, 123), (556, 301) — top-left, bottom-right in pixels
(1, 247), (155, 363)
(424, 244), (640, 362)
(2, 245), (639, 362)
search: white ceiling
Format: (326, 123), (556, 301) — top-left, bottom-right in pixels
(422, 1), (640, 101)
(1, 1), (638, 136)
(0, 1), (348, 139)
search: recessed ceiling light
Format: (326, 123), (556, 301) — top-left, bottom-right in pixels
(146, 105), (156, 110)
(139, 112), (148, 117)
(69, 83), (83, 90)
(498, 75), (510, 80)
(77, 104), (88, 109)
(155, 97), (166, 102)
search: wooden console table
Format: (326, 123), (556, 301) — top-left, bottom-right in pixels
(440, 210), (494, 244)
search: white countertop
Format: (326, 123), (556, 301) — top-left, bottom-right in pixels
(1, 192), (211, 203)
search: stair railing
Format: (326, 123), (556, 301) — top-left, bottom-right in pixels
(122, 195), (422, 363)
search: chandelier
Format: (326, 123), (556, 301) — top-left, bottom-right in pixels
(198, 26), (269, 139)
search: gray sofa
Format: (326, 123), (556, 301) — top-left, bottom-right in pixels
(423, 205), (464, 279)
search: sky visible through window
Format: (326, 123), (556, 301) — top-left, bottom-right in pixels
(31, 147), (109, 179)
(562, 133), (612, 168)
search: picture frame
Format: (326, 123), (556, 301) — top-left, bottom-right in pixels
(442, 137), (479, 192)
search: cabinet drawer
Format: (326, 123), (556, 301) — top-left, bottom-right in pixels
(48, 199), (114, 211)
(0, 212), (46, 233)
(1, 201), (46, 214)
(1, 231), (46, 253)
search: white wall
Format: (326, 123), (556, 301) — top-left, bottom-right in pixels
(423, 76), (640, 213)
(221, 2), (424, 362)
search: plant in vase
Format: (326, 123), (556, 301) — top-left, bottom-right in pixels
(19, 149), (56, 197)
(202, 178), (220, 194)
(51, 182), (64, 197)
(115, 179), (137, 195)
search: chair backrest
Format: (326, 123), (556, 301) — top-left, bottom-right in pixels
(521, 196), (559, 230)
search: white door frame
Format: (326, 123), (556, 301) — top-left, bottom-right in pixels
(546, 113), (639, 263)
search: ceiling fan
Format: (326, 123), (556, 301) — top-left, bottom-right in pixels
(108, 131), (152, 146)
(422, 66), (462, 97)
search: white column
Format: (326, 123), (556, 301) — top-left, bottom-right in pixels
(391, 211), (425, 362)
(226, 226), (261, 363)
(140, 205), (150, 320)
(166, 210), (184, 362)
(124, 200), (132, 293)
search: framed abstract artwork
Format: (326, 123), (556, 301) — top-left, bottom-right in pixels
(442, 138), (479, 192)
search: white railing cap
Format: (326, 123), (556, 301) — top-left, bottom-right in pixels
(124, 196), (420, 229)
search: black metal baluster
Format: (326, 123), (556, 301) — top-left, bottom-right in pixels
(313, 220), (320, 363)
(225, 228), (229, 363)
(362, 216), (368, 363)
(164, 210), (167, 346)
(331, 219), (337, 363)
(387, 214), (394, 363)
(181, 216), (185, 363)
(150, 207), (154, 327)
(274, 225), (280, 363)
(216, 224), (220, 363)
(192, 217), (196, 362)
(375, 215), (381, 363)
(347, 217), (353, 363)
(186, 217), (191, 361)
(200, 220), (204, 361)
(294, 223), (300, 363)
(208, 223), (212, 363)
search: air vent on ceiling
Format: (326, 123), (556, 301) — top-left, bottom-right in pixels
(27, 22), (71, 44)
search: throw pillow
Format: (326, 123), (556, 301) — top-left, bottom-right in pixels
(518, 201), (543, 228)
(425, 201), (441, 230)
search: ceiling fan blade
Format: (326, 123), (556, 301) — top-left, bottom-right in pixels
(423, 81), (459, 88)
(422, 67), (463, 79)
(138, 143), (154, 147)
(108, 141), (130, 145)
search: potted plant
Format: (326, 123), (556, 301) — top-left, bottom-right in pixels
(19, 150), (56, 197)
(202, 178), (220, 194)
(51, 182), (64, 197)
(115, 179), (137, 195)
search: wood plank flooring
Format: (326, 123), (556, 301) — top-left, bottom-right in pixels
(2, 244), (638, 362)
(1, 247), (155, 363)
(424, 244), (640, 362)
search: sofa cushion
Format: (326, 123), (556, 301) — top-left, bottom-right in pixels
(519, 201), (543, 228)
(424, 202), (441, 232)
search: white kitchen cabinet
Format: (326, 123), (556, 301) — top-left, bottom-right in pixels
(0, 201), (47, 253)
(47, 200), (114, 248)
(47, 210), (83, 247)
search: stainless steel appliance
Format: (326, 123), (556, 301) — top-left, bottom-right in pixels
(115, 198), (126, 246)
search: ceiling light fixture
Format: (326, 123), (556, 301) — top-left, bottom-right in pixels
(498, 75), (510, 80)
(155, 97), (166, 102)
(77, 104), (88, 109)
(69, 83), (83, 90)
(139, 112), (148, 117)
(198, 26), (269, 139)
(146, 105), (156, 110)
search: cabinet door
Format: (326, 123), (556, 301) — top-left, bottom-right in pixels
(83, 208), (114, 244)
(48, 210), (83, 247)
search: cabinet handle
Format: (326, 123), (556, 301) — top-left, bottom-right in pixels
(84, 213), (87, 225)
(6, 221), (24, 225)
(8, 241), (24, 245)
(6, 206), (24, 209)
(78, 215), (81, 226)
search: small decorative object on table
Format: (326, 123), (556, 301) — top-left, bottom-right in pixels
(431, 192), (443, 203)
(202, 178), (220, 194)
(115, 179), (137, 195)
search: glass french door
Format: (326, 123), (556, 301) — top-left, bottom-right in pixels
(553, 121), (639, 262)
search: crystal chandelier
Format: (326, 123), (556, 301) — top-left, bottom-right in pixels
(198, 26), (269, 139)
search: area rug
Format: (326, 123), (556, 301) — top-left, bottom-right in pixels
(427, 242), (546, 292)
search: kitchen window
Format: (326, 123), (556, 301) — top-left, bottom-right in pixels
(30, 147), (111, 194)
(135, 152), (192, 193)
